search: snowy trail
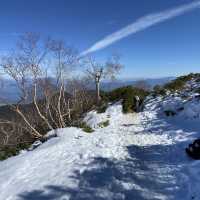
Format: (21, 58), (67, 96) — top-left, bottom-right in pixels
(0, 103), (200, 200)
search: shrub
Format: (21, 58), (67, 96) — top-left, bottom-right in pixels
(106, 85), (149, 113)
(122, 86), (149, 113)
(153, 85), (166, 96)
(107, 87), (128, 102)
(122, 88), (135, 113)
(164, 79), (185, 91)
(98, 120), (109, 128)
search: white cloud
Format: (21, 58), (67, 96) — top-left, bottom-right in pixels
(0, 32), (22, 38)
(81, 1), (200, 56)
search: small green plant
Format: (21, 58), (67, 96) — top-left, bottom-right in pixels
(97, 102), (108, 113)
(82, 126), (94, 133)
(153, 85), (166, 96)
(78, 122), (87, 128)
(164, 110), (176, 117)
(98, 120), (109, 128)
(79, 122), (94, 133)
(0, 143), (31, 161)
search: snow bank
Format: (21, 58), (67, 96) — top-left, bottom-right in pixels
(146, 78), (200, 121)
(160, 95), (200, 120)
(162, 96), (183, 111)
(180, 99), (200, 119)
(84, 102), (123, 128)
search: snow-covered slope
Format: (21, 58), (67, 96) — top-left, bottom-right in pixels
(159, 78), (200, 120)
(1, 81), (200, 200)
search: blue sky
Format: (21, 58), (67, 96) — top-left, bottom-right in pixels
(0, 0), (200, 78)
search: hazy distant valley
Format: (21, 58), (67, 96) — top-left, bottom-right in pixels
(0, 77), (174, 103)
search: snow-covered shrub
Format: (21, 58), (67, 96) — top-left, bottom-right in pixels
(160, 82), (200, 120)
(164, 73), (200, 92)
(84, 102), (122, 129)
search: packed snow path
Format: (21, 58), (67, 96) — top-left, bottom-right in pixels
(0, 103), (200, 200)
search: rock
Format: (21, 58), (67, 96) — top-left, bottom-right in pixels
(186, 139), (200, 160)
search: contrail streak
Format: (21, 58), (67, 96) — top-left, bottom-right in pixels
(81, 1), (200, 56)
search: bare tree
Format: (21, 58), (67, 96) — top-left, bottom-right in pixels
(86, 55), (122, 103)
(66, 77), (96, 118)
(0, 32), (121, 148)
(0, 34), (80, 141)
(47, 39), (78, 128)
(0, 33), (49, 138)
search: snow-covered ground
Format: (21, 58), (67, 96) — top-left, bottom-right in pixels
(0, 97), (200, 199)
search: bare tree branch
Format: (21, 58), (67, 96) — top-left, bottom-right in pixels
(85, 54), (123, 103)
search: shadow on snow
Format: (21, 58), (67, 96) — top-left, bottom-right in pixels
(18, 146), (193, 200)
(19, 114), (197, 200)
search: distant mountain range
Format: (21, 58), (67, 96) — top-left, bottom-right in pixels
(0, 79), (20, 103)
(101, 77), (175, 91)
(0, 77), (174, 103)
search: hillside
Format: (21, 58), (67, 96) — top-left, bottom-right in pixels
(1, 74), (200, 199)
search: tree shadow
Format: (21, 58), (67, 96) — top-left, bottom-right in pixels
(143, 113), (200, 144)
(19, 142), (193, 200)
(18, 112), (198, 200)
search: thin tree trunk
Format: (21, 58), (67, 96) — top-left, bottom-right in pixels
(15, 108), (42, 138)
(33, 84), (53, 130)
(67, 99), (71, 121)
(96, 81), (101, 104)
(48, 103), (59, 128)
(57, 83), (66, 128)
